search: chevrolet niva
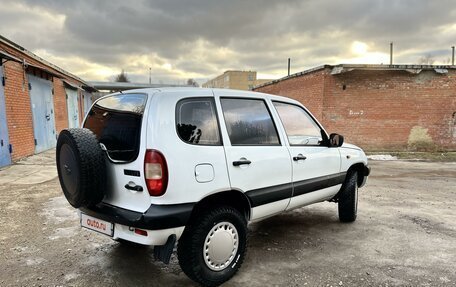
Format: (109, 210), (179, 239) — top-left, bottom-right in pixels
(56, 88), (370, 286)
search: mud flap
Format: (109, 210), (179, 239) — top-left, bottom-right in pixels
(153, 234), (176, 264)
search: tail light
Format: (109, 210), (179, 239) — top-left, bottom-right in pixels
(144, 149), (168, 196)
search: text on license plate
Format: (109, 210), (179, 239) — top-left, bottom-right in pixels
(80, 213), (114, 236)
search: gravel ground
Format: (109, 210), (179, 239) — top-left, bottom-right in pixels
(0, 160), (455, 286)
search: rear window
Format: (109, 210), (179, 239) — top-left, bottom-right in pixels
(84, 93), (147, 162)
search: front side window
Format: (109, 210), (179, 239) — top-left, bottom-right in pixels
(176, 98), (221, 145)
(273, 102), (322, 146)
(84, 93), (147, 162)
(221, 98), (280, 145)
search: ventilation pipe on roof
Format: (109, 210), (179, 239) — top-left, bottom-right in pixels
(288, 58), (291, 76)
(390, 42), (393, 65)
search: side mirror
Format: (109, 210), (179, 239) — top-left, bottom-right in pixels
(329, 133), (344, 147)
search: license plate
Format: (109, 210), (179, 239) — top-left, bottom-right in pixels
(80, 213), (114, 237)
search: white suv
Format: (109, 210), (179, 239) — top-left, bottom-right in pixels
(56, 88), (370, 286)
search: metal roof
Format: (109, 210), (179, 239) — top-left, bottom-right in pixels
(0, 50), (21, 62)
(254, 64), (456, 89)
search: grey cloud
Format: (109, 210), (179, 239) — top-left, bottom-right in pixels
(1, 0), (456, 82)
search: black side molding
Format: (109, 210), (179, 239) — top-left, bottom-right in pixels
(79, 202), (195, 230)
(246, 183), (293, 207)
(245, 172), (346, 207)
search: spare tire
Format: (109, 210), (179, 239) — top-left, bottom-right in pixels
(56, 128), (106, 208)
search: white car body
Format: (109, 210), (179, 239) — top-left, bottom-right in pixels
(80, 88), (369, 246)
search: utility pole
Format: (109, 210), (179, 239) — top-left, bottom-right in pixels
(390, 42), (393, 65)
(149, 67), (151, 84)
(287, 58), (291, 76)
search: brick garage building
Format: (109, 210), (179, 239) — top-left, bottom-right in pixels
(0, 36), (96, 167)
(254, 64), (456, 151)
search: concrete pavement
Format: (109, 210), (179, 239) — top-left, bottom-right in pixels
(0, 149), (57, 185)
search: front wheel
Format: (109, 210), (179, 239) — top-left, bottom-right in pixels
(177, 206), (247, 287)
(338, 171), (358, 222)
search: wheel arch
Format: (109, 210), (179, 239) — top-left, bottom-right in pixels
(189, 190), (252, 223)
(347, 162), (368, 187)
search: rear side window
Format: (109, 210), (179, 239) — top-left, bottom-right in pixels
(176, 98), (221, 145)
(84, 93), (147, 162)
(220, 98), (280, 145)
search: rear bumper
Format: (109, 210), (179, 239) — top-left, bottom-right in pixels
(79, 201), (195, 230)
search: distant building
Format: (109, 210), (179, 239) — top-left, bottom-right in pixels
(202, 70), (273, 91)
(254, 64), (456, 151)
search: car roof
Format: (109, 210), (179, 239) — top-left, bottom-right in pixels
(120, 87), (302, 106)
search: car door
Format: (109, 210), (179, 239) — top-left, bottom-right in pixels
(272, 101), (342, 210)
(216, 93), (292, 221)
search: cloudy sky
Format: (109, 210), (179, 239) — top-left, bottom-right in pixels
(1, 0), (455, 85)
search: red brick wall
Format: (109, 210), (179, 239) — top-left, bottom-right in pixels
(256, 70), (326, 119)
(256, 68), (456, 151)
(2, 61), (35, 160)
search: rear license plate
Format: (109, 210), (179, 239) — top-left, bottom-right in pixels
(80, 213), (114, 237)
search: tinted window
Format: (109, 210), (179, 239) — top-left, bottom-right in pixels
(84, 93), (147, 162)
(176, 98), (221, 145)
(273, 102), (322, 146)
(221, 98), (280, 145)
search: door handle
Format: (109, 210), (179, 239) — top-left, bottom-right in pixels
(45, 115), (50, 121)
(293, 154), (307, 161)
(233, 160), (251, 166)
(124, 183), (143, 192)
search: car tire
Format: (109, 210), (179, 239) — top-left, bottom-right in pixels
(177, 206), (247, 287)
(56, 128), (106, 208)
(338, 170), (358, 222)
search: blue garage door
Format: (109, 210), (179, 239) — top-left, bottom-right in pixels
(28, 74), (57, 153)
(0, 64), (11, 167)
(65, 87), (79, 128)
(82, 91), (93, 119)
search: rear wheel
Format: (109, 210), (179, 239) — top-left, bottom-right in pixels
(338, 171), (358, 222)
(177, 206), (247, 287)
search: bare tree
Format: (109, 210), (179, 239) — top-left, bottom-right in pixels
(418, 54), (435, 65)
(115, 69), (129, 82)
(187, 78), (199, 87)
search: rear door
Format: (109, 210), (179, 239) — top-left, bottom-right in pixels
(84, 93), (151, 212)
(28, 74), (56, 153)
(272, 101), (342, 210)
(0, 64), (11, 167)
(216, 93), (292, 221)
